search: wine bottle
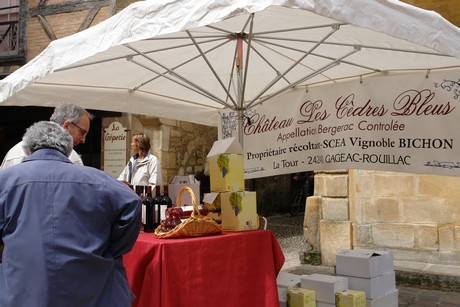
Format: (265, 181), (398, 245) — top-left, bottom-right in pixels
(175, 205), (210, 219)
(153, 186), (162, 228)
(134, 185), (145, 198)
(134, 185), (146, 231)
(159, 186), (173, 222)
(143, 186), (155, 233)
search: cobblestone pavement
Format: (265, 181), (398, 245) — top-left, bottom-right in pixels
(398, 286), (460, 307)
(266, 213), (460, 307)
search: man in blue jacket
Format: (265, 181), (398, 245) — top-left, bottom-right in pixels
(0, 121), (142, 306)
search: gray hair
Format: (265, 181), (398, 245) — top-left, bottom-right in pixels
(50, 102), (94, 125)
(22, 121), (73, 156)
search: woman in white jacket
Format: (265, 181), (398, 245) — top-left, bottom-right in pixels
(118, 134), (161, 189)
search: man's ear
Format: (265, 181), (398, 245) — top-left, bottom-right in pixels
(62, 120), (71, 129)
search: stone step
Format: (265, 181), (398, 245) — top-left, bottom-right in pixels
(394, 260), (460, 292)
(283, 260), (460, 292)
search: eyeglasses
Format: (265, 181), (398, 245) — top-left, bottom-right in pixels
(70, 122), (88, 137)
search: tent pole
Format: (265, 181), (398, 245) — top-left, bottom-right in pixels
(236, 34), (244, 148)
(237, 108), (244, 148)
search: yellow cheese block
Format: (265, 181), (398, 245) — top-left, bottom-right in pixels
(335, 289), (366, 307)
(287, 287), (316, 307)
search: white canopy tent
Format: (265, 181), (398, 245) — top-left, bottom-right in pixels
(1, 0), (460, 178)
(0, 0), (459, 126)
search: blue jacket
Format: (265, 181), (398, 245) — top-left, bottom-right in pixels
(0, 149), (142, 307)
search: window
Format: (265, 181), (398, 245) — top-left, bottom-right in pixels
(0, 0), (25, 65)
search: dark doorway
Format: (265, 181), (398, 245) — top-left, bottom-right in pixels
(0, 106), (108, 169)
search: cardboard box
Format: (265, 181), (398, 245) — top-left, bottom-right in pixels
(335, 290), (366, 307)
(279, 287), (288, 307)
(336, 249), (394, 279)
(277, 272), (302, 307)
(207, 138), (245, 192)
(357, 249), (394, 274)
(287, 288), (316, 307)
(169, 175), (201, 205)
(220, 191), (258, 231)
(382, 271), (396, 293)
(208, 153), (244, 192)
(277, 271), (302, 288)
(366, 289), (398, 307)
(300, 274), (348, 304)
(202, 192), (222, 221)
(340, 275), (384, 300)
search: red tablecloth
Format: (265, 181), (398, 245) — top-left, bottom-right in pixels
(123, 230), (285, 307)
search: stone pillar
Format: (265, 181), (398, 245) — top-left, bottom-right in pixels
(320, 220), (352, 266)
(303, 196), (322, 265)
(306, 170), (350, 266)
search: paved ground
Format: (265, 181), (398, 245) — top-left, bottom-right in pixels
(266, 213), (460, 307)
(398, 287), (460, 306)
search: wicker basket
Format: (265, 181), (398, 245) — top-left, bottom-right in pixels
(154, 186), (222, 239)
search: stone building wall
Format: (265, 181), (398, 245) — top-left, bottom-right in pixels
(160, 118), (217, 184)
(309, 170), (460, 267)
(350, 170), (460, 265)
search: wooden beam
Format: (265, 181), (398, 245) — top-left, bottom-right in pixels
(18, 0), (28, 59)
(79, 6), (101, 32)
(29, 0), (112, 17)
(37, 15), (57, 41)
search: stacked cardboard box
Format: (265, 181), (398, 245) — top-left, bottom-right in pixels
(278, 272), (369, 307)
(336, 249), (398, 307)
(276, 249), (397, 307)
(276, 272), (301, 307)
(203, 138), (259, 231)
(300, 274), (348, 306)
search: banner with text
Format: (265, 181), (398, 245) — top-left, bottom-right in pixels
(103, 121), (127, 178)
(220, 68), (460, 179)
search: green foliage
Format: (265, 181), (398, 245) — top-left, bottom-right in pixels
(301, 244), (321, 266)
